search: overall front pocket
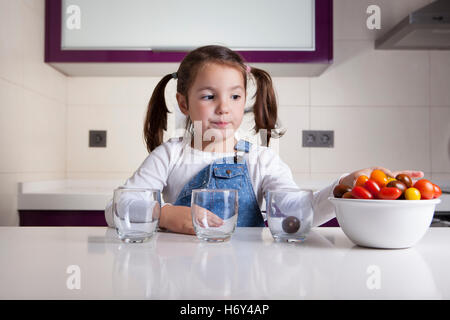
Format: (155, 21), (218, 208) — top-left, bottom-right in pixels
(212, 165), (245, 190)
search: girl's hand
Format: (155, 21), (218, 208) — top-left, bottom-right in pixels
(192, 204), (224, 228)
(339, 166), (424, 187)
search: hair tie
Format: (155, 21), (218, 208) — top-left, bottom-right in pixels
(246, 65), (251, 73)
(171, 72), (178, 79)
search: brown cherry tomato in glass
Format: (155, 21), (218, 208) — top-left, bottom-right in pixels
(333, 184), (352, 198)
(378, 187), (402, 200)
(355, 175), (369, 187)
(433, 184), (442, 199)
(351, 186), (373, 199)
(364, 179), (381, 198)
(395, 174), (413, 188)
(342, 191), (354, 198)
(370, 169), (389, 188)
(413, 179), (435, 200)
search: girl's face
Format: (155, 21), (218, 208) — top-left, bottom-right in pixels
(176, 62), (246, 144)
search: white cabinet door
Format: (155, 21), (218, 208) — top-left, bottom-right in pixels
(61, 0), (315, 51)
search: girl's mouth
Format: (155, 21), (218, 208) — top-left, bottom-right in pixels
(211, 121), (230, 128)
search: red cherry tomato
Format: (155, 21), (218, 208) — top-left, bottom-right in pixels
(413, 179), (435, 200)
(378, 187), (402, 200)
(351, 186), (373, 199)
(433, 184), (442, 199)
(364, 179), (381, 198)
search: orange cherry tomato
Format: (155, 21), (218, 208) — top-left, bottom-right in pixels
(342, 191), (354, 199)
(378, 187), (402, 200)
(351, 186), (373, 199)
(370, 169), (389, 188)
(433, 184), (442, 199)
(413, 179), (434, 200)
(355, 175), (369, 187)
(364, 179), (381, 198)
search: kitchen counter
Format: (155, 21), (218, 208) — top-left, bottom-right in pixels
(0, 227), (449, 299)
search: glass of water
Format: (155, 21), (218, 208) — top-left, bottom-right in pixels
(113, 188), (161, 243)
(191, 189), (238, 242)
(266, 189), (314, 242)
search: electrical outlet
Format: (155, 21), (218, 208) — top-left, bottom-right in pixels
(89, 130), (107, 147)
(302, 130), (334, 148)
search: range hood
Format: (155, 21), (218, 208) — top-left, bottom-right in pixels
(376, 0), (450, 50)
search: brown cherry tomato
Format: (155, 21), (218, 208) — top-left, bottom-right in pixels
(395, 174), (413, 188)
(378, 187), (402, 200)
(413, 179), (435, 200)
(351, 186), (373, 199)
(333, 184), (353, 198)
(386, 180), (407, 195)
(433, 184), (442, 199)
(355, 175), (369, 187)
(364, 179), (381, 198)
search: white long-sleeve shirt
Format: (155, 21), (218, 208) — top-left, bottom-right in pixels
(105, 137), (346, 228)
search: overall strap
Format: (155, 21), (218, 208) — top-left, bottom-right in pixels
(233, 140), (251, 164)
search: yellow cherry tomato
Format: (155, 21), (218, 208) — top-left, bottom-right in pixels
(387, 177), (396, 183)
(370, 169), (389, 188)
(355, 175), (369, 187)
(405, 187), (421, 200)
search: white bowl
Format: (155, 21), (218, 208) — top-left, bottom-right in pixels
(328, 197), (441, 249)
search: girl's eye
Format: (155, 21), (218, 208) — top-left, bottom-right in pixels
(232, 95), (241, 100)
(202, 95), (214, 100)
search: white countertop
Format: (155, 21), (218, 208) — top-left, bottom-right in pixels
(0, 226), (449, 299)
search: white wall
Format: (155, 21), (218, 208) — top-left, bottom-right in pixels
(1, 0), (449, 226)
(0, 0), (67, 225)
(65, 0), (450, 185)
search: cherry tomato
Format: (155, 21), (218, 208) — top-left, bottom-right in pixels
(405, 187), (421, 200)
(333, 184), (352, 198)
(395, 174), (413, 188)
(364, 179), (381, 198)
(433, 184), (442, 199)
(413, 179), (434, 200)
(378, 187), (402, 200)
(342, 191), (354, 199)
(370, 169), (389, 188)
(355, 175), (369, 187)
(351, 186), (373, 199)
(387, 177), (396, 183)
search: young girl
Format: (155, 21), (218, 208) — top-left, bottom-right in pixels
(104, 45), (424, 234)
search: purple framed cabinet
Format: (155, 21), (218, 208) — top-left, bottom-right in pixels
(45, 0), (333, 76)
(19, 210), (107, 227)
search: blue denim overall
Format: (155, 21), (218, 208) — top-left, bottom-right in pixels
(173, 140), (265, 227)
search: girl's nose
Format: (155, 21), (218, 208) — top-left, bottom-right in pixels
(216, 99), (230, 114)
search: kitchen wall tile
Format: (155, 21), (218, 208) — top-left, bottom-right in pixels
(310, 40), (429, 107)
(0, 0), (24, 85)
(21, 0), (44, 17)
(67, 77), (161, 106)
(0, 81), (66, 173)
(334, 0), (432, 41)
(431, 107), (450, 173)
(66, 104), (150, 173)
(430, 51), (450, 107)
(0, 194), (19, 226)
(310, 106), (430, 174)
(276, 106), (309, 173)
(21, 0), (66, 103)
(272, 77), (309, 106)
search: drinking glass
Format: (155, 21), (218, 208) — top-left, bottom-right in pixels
(266, 189), (314, 242)
(113, 188), (161, 243)
(191, 189), (238, 242)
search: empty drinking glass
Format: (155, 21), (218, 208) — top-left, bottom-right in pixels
(191, 189), (238, 242)
(266, 189), (314, 242)
(113, 188), (161, 243)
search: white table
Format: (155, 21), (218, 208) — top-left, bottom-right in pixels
(0, 227), (448, 299)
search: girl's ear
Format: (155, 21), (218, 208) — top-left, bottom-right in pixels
(176, 92), (189, 116)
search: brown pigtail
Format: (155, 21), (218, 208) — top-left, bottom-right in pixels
(143, 74), (173, 152)
(250, 67), (285, 146)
